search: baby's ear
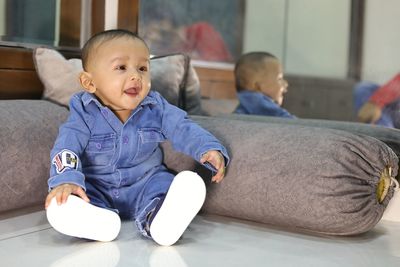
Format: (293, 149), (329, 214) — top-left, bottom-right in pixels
(254, 81), (262, 92)
(79, 71), (96, 93)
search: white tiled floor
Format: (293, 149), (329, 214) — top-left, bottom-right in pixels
(1, 210), (400, 267)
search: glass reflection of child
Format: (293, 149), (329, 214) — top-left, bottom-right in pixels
(45, 29), (229, 246)
(233, 52), (295, 118)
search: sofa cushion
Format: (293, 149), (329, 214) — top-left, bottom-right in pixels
(33, 48), (82, 107)
(0, 100), (69, 213)
(150, 54), (202, 114)
(33, 48), (202, 114)
(162, 116), (399, 235)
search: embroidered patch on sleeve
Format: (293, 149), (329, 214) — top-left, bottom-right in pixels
(52, 149), (79, 174)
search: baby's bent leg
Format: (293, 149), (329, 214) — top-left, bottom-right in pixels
(46, 195), (121, 241)
(149, 171), (206, 246)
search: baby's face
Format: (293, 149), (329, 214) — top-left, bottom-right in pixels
(85, 37), (151, 115)
(256, 59), (288, 106)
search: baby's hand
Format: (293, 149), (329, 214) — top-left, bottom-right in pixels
(200, 150), (226, 183)
(45, 183), (89, 209)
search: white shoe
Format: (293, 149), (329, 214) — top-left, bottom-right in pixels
(150, 171), (206, 246)
(46, 195), (121, 241)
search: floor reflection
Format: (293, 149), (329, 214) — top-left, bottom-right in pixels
(49, 242), (120, 267)
(149, 246), (188, 267)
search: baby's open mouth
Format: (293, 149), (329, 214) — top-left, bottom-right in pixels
(124, 87), (140, 96)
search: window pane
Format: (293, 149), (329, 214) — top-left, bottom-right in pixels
(0, 0), (56, 46)
(285, 0), (350, 78)
(138, 0), (244, 63)
(244, 0), (351, 79)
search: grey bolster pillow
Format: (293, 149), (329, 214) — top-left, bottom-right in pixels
(220, 114), (400, 158)
(162, 116), (399, 235)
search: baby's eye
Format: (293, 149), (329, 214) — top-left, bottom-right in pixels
(115, 65), (126, 71)
(139, 66), (148, 72)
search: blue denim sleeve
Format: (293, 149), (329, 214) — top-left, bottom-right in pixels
(157, 94), (230, 170)
(48, 95), (91, 191)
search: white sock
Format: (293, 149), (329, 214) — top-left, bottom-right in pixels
(150, 171), (206, 246)
(46, 195), (121, 242)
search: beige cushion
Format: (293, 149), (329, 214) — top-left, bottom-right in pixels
(33, 48), (83, 106)
(150, 54), (202, 114)
(33, 48), (202, 114)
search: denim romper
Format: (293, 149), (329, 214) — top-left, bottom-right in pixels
(48, 90), (229, 236)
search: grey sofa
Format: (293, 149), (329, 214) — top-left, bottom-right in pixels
(1, 47), (400, 235)
(1, 97), (399, 235)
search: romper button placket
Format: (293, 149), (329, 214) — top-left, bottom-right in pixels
(96, 143), (102, 149)
(123, 136), (129, 144)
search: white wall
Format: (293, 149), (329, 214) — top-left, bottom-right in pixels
(0, 0), (5, 36)
(243, 0), (286, 60)
(243, 0), (350, 78)
(54, 0), (60, 46)
(362, 0), (400, 84)
(105, 0), (118, 30)
(285, 0), (350, 78)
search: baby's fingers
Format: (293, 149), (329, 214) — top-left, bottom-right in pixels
(200, 152), (211, 164)
(72, 186), (90, 202)
(45, 191), (56, 209)
(45, 184), (89, 209)
(211, 166), (225, 183)
(59, 187), (72, 205)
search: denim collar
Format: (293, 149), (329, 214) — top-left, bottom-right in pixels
(81, 91), (157, 109)
(237, 90), (276, 113)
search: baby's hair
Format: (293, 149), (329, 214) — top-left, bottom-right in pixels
(81, 29), (148, 71)
(234, 51), (277, 92)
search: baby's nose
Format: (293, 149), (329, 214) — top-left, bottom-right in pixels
(282, 80), (289, 92)
(130, 70), (141, 81)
